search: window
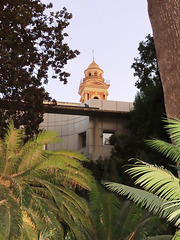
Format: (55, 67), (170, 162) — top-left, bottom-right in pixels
(94, 97), (99, 99)
(89, 73), (91, 76)
(78, 132), (86, 148)
(103, 131), (114, 145)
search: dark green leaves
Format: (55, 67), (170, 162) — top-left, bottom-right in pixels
(0, 0), (79, 138)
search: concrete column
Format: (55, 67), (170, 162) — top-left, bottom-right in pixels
(94, 116), (99, 156)
(84, 93), (87, 102)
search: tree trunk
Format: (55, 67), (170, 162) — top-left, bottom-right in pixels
(147, 0), (180, 118)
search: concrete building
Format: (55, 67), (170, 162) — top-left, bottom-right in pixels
(40, 61), (133, 160)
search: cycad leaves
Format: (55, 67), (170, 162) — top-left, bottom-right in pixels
(164, 118), (180, 147)
(18, 131), (59, 172)
(89, 184), (121, 240)
(147, 236), (172, 240)
(146, 139), (180, 163)
(0, 185), (23, 240)
(104, 161), (180, 225)
(126, 161), (180, 200)
(104, 118), (180, 228)
(146, 118), (180, 163)
(104, 181), (165, 216)
(171, 230), (180, 240)
(0, 120), (95, 239)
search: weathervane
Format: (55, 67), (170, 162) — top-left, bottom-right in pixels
(92, 49), (95, 61)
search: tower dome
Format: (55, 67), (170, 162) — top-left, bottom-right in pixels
(78, 60), (110, 103)
(84, 60), (104, 78)
(87, 60), (100, 69)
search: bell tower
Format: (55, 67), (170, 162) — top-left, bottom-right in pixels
(78, 60), (110, 103)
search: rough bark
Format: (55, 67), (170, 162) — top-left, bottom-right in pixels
(147, 0), (180, 118)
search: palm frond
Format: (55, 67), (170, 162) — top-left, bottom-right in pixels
(171, 230), (180, 240)
(0, 120), (95, 239)
(0, 140), (6, 175)
(33, 130), (60, 145)
(125, 160), (180, 200)
(25, 198), (64, 240)
(4, 119), (24, 154)
(18, 143), (45, 173)
(22, 212), (38, 240)
(0, 185), (23, 239)
(23, 176), (93, 234)
(0, 199), (11, 239)
(2, 120), (24, 176)
(17, 131), (59, 173)
(146, 139), (180, 163)
(30, 153), (94, 190)
(146, 236), (172, 240)
(103, 182), (166, 216)
(164, 118), (180, 147)
(56, 150), (89, 162)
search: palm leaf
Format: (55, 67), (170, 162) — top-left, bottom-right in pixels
(164, 118), (180, 147)
(0, 120), (95, 239)
(147, 236), (172, 240)
(89, 184), (122, 239)
(56, 150), (89, 162)
(4, 119), (24, 152)
(0, 185), (23, 239)
(171, 230), (180, 240)
(0, 139), (6, 175)
(103, 181), (165, 216)
(18, 131), (59, 173)
(0, 200), (11, 239)
(125, 160), (180, 200)
(33, 130), (60, 145)
(2, 120), (24, 176)
(146, 139), (180, 163)
(30, 153), (94, 190)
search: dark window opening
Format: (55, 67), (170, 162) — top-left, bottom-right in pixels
(89, 73), (91, 76)
(78, 132), (86, 148)
(94, 97), (99, 99)
(103, 131), (114, 145)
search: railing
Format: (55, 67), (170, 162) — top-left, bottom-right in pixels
(80, 78), (110, 85)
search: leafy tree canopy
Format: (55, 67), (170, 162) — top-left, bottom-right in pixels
(0, 0), (79, 138)
(104, 35), (170, 182)
(130, 34), (167, 141)
(120, 34), (166, 144)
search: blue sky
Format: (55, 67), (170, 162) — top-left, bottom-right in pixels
(43, 0), (152, 103)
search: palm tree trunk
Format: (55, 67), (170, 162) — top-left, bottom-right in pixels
(147, 0), (180, 119)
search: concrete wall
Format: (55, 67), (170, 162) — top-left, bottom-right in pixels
(88, 116), (129, 160)
(86, 99), (133, 112)
(40, 113), (89, 155)
(40, 99), (133, 160)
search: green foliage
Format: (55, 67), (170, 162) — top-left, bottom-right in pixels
(0, 120), (95, 240)
(89, 184), (171, 240)
(104, 118), (180, 238)
(101, 35), (171, 187)
(130, 34), (167, 141)
(171, 231), (180, 240)
(0, 0), (79, 138)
